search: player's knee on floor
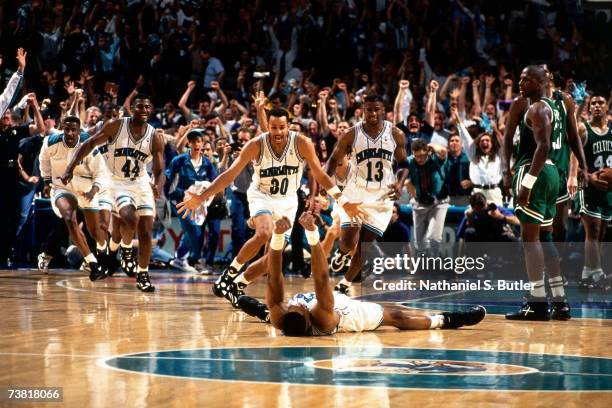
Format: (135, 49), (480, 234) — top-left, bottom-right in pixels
(540, 231), (559, 261)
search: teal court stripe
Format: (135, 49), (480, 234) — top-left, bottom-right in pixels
(102, 346), (612, 391)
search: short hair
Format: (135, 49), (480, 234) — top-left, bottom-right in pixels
(282, 311), (309, 336)
(187, 129), (204, 141)
(132, 94), (152, 105)
(237, 126), (254, 137)
(364, 94), (383, 104)
(290, 121), (305, 132)
(268, 108), (290, 121)
(204, 113), (218, 122)
(64, 115), (81, 126)
(470, 192), (487, 208)
(411, 138), (428, 152)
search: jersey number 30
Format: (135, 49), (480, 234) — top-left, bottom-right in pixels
(121, 159), (140, 178)
(270, 178), (289, 195)
(366, 161), (384, 182)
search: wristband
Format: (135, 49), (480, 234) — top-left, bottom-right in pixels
(328, 186), (341, 197)
(305, 229), (320, 246)
(270, 233), (285, 251)
(337, 195), (349, 207)
(521, 173), (537, 189)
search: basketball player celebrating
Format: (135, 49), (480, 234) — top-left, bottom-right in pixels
(177, 109), (364, 307)
(570, 95), (612, 290)
(325, 94), (409, 294)
(503, 66), (568, 321)
(39, 116), (108, 281)
(259, 213), (485, 336)
(62, 95), (165, 292)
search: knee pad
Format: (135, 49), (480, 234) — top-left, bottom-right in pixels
(540, 231), (559, 261)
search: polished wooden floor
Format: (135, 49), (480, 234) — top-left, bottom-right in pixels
(0, 269), (610, 408)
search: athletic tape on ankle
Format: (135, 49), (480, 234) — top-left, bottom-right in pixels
(305, 229), (320, 246)
(270, 233), (285, 250)
(521, 173), (537, 189)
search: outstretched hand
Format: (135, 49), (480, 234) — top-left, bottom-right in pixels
(298, 211), (317, 231)
(342, 201), (367, 225)
(274, 216), (293, 234)
(176, 192), (206, 219)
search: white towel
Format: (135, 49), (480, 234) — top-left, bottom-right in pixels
(184, 181), (213, 225)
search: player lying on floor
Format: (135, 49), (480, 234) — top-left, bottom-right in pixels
(238, 213), (486, 336)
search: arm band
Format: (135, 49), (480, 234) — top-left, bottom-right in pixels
(328, 186), (341, 197)
(270, 233), (285, 251)
(337, 195), (349, 207)
(305, 229), (320, 246)
(521, 173), (537, 189)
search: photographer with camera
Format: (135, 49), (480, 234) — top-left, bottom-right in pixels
(406, 139), (449, 256)
(459, 192), (519, 244)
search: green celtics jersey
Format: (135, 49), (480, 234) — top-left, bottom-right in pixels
(515, 98), (563, 168)
(584, 121), (612, 173)
(547, 91), (569, 176)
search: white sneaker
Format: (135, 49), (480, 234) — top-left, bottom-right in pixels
(37, 253), (53, 273)
(169, 258), (198, 273)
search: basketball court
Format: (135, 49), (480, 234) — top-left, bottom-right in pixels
(1, 269), (610, 407)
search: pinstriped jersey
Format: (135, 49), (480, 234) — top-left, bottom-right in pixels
(250, 131), (304, 197)
(347, 120), (396, 190)
(105, 118), (155, 181)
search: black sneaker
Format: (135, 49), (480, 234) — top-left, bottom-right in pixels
(237, 295), (270, 323)
(120, 247), (137, 277)
(334, 283), (350, 295)
(136, 272), (155, 292)
(96, 246), (108, 269)
(220, 281), (245, 308)
(551, 298), (571, 321)
(578, 276), (596, 290)
(505, 296), (551, 321)
(442, 306), (486, 329)
(330, 250), (352, 274)
(106, 249), (120, 277)
(88, 262), (107, 282)
(212, 266), (240, 298)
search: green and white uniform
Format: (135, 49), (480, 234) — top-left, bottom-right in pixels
(512, 98), (561, 226)
(547, 91), (571, 204)
(577, 122), (612, 221)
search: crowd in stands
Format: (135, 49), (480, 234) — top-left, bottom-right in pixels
(1, 0), (611, 271)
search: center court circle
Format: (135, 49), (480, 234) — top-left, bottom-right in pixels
(103, 346), (612, 391)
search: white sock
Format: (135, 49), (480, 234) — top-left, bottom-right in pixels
(530, 279), (546, 298)
(230, 259), (244, 273)
(84, 253), (97, 264)
(549, 276), (565, 298)
(121, 241), (133, 249)
(137, 266), (148, 274)
(96, 241), (108, 251)
(429, 314), (444, 329)
(591, 269), (605, 282)
(581, 266), (592, 279)
(234, 273), (250, 286)
(339, 278), (351, 287)
(109, 240), (121, 252)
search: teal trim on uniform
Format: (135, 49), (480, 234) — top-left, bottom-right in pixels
(254, 210), (273, 216)
(103, 346), (612, 391)
(47, 133), (64, 147)
(81, 208), (100, 211)
(362, 223), (384, 237)
(79, 131), (90, 142)
(54, 191), (77, 202)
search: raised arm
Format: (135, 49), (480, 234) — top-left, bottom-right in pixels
(26, 93), (45, 135)
(178, 81), (196, 120)
(471, 79), (482, 117)
(298, 213), (338, 332)
(267, 217), (291, 330)
(252, 91), (268, 132)
(0, 48), (26, 117)
(425, 80), (438, 127)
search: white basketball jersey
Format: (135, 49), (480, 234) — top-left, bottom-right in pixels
(105, 118), (155, 181)
(288, 291), (381, 334)
(251, 131), (304, 197)
(348, 120), (396, 190)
